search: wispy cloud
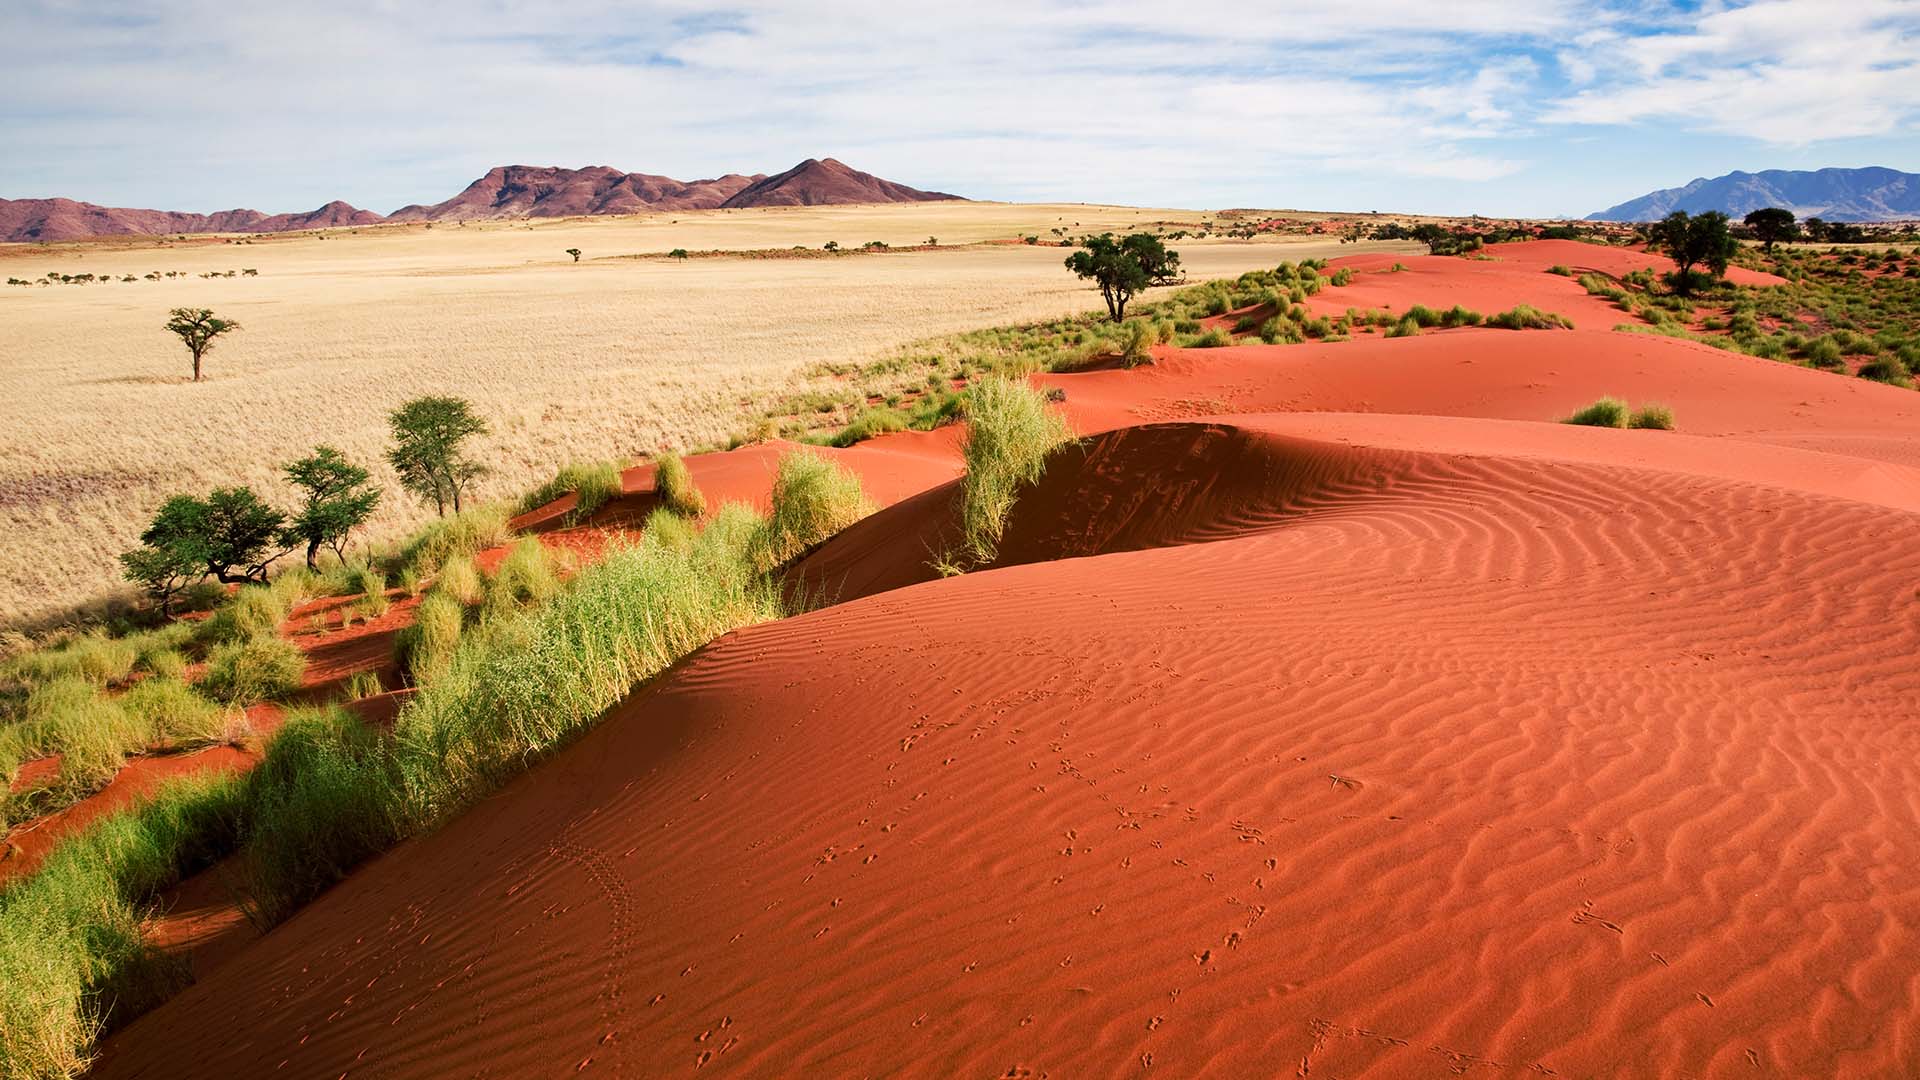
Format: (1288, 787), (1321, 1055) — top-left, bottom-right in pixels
(0, 0), (1914, 216)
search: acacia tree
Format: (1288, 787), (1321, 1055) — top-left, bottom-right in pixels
(1649, 210), (1737, 295)
(122, 486), (289, 609)
(1064, 232), (1183, 322)
(281, 446), (381, 569)
(1743, 207), (1799, 250)
(566, 248), (582, 262)
(388, 396), (488, 515)
(163, 307), (241, 382)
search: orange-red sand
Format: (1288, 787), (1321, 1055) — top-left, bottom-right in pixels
(90, 246), (1920, 1078)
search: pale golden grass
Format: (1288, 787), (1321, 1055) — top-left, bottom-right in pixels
(0, 202), (1415, 627)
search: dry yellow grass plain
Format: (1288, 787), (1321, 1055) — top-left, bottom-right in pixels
(0, 202), (1416, 627)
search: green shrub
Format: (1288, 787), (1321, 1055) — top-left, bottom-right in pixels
(199, 637), (304, 706)
(1330, 267), (1354, 286)
(954, 377), (1073, 566)
(0, 773), (245, 1079)
(654, 452), (706, 517)
(120, 677), (227, 749)
(1191, 327), (1232, 348)
(1803, 336), (1845, 367)
(1563, 396), (1630, 427)
(1488, 305), (1575, 330)
(1441, 305), (1484, 328)
(1406, 304), (1444, 328)
(750, 451), (872, 573)
(1385, 316), (1420, 338)
(1628, 403), (1676, 430)
(1547, 264), (1574, 276)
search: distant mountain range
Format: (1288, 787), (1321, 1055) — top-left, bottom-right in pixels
(0, 158), (963, 243)
(1588, 167), (1920, 223)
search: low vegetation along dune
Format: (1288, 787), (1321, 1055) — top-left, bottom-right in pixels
(82, 240), (1920, 1077)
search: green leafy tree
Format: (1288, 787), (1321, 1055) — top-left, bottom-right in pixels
(281, 446), (381, 569)
(668, 248), (690, 261)
(1649, 210), (1737, 295)
(123, 486), (289, 608)
(1743, 207), (1799, 250)
(388, 396), (489, 516)
(163, 307), (241, 382)
(565, 248), (582, 262)
(1064, 232), (1183, 322)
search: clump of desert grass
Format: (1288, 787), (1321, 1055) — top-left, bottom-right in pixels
(1487, 304), (1575, 330)
(747, 451), (872, 573)
(198, 636), (305, 706)
(1562, 397), (1630, 427)
(121, 677), (230, 750)
(520, 460), (624, 526)
(431, 553), (485, 607)
(482, 538), (562, 620)
(954, 376), (1073, 567)
(239, 705), (401, 925)
(0, 772), (245, 1080)
(393, 502), (786, 823)
(394, 590), (467, 685)
(654, 451), (706, 517)
(393, 503), (513, 578)
(1628, 403), (1676, 430)
(197, 585), (293, 646)
(1561, 397), (1677, 430)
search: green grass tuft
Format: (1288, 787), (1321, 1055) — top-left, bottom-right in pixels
(749, 452), (872, 573)
(1628, 403), (1676, 430)
(955, 377), (1073, 566)
(1563, 396), (1630, 428)
(654, 452), (707, 518)
(199, 636), (305, 706)
(1487, 304), (1575, 330)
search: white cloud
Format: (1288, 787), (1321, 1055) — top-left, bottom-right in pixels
(0, 0), (1913, 217)
(1543, 0), (1920, 143)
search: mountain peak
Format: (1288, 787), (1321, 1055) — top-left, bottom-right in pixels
(1589, 166), (1919, 222)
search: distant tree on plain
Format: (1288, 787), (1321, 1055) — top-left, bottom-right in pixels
(565, 248), (582, 262)
(1743, 208), (1799, 250)
(1065, 232), (1183, 322)
(668, 248), (690, 261)
(1649, 210), (1736, 295)
(388, 396), (489, 516)
(164, 307), (240, 382)
(281, 446), (381, 569)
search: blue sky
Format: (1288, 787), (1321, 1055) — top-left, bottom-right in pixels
(3, 0), (1916, 218)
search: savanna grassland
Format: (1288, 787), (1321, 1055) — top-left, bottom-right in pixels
(0, 202), (1415, 627)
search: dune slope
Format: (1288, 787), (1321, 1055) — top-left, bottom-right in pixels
(96, 413), (1920, 1078)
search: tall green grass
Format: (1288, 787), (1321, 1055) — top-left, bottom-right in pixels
(0, 773), (245, 1079)
(393, 503), (784, 823)
(482, 538), (561, 620)
(654, 452), (706, 517)
(1563, 397), (1630, 427)
(198, 637), (304, 706)
(393, 504), (513, 578)
(955, 377), (1073, 565)
(520, 461), (625, 526)
(748, 452), (872, 573)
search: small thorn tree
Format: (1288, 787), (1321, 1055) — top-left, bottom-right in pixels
(164, 307), (241, 382)
(388, 395), (489, 516)
(1064, 232), (1183, 322)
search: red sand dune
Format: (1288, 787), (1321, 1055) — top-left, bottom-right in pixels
(91, 249), (1920, 1078)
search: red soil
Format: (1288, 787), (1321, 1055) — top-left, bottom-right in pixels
(90, 247), (1920, 1077)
